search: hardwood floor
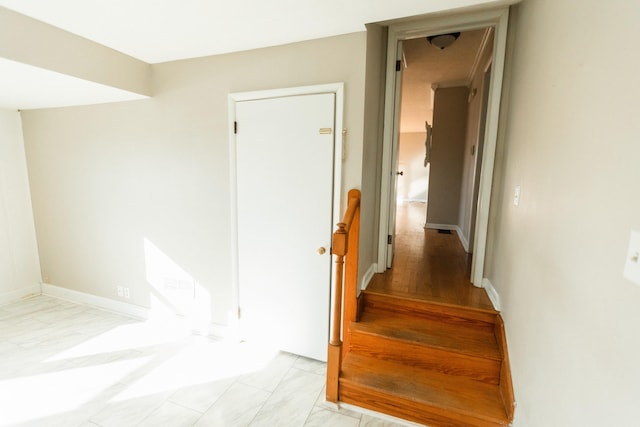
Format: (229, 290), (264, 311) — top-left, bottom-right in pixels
(367, 201), (494, 311)
(335, 202), (514, 426)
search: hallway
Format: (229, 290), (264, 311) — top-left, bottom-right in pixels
(367, 202), (494, 311)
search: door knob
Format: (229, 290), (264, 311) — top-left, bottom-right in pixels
(317, 247), (326, 255)
(396, 171), (404, 176)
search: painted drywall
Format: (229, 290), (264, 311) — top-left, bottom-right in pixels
(359, 24), (388, 287)
(485, 0), (640, 425)
(397, 132), (428, 202)
(0, 7), (150, 97)
(426, 86), (469, 226)
(0, 110), (41, 301)
(21, 33), (366, 327)
(458, 32), (493, 250)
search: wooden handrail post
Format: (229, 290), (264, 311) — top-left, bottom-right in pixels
(330, 223), (347, 345)
(326, 190), (361, 403)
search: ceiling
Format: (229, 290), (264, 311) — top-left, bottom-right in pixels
(0, 0), (508, 110)
(400, 29), (488, 133)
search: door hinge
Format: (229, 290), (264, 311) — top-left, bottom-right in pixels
(388, 235), (392, 244)
(395, 60), (401, 72)
(237, 307), (241, 319)
(234, 121), (238, 134)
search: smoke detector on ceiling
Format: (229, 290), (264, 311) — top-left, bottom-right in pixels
(427, 32), (461, 50)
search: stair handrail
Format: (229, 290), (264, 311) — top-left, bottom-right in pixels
(326, 188), (360, 403)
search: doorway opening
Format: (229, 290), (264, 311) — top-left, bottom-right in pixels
(371, 27), (496, 309)
(396, 27), (492, 251)
(376, 8), (509, 304)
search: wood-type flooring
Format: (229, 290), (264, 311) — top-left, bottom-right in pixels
(367, 201), (494, 311)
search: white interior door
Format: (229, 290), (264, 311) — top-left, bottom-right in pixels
(235, 93), (335, 361)
(386, 41), (404, 269)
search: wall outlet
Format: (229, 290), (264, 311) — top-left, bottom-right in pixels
(124, 287), (130, 299)
(117, 286), (124, 297)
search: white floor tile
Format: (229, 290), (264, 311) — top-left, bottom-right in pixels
(0, 295), (416, 427)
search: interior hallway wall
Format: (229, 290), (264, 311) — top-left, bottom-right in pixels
(485, 1), (640, 425)
(426, 86), (469, 226)
(20, 33), (367, 327)
(0, 110), (41, 302)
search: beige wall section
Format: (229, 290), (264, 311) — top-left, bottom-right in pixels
(426, 86), (469, 226)
(0, 7), (150, 96)
(358, 25), (387, 286)
(21, 33), (367, 326)
(398, 132), (428, 202)
(458, 32), (494, 250)
(0, 110), (41, 299)
(486, 1), (640, 425)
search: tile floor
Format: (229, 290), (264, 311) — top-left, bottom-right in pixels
(0, 295), (416, 427)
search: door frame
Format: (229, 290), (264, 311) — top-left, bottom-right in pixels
(376, 8), (510, 287)
(228, 83), (344, 330)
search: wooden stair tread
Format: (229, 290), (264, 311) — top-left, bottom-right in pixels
(363, 291), (499, 328)
(354, 310), (500, 360)
(340, 354), (508, 425)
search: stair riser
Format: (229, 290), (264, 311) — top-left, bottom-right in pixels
(339, 380), (508, 427)
(349, 332), (501, 384)
(364, 294), (496, 330)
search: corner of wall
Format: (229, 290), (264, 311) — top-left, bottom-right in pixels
(482, 278), (501, 311)
(360, 263), (377, 291)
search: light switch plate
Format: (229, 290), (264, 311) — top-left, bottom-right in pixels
(623, 230), (640, 286)
(513, 185), (521, 206)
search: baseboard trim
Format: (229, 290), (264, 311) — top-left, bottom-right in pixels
(0, 284), (42, 306)
(456, 226), (470, 253)
(482, 278), (501, 311)
(424, 224), (470, 253)
(360, 263), (377, 291)
(42, 283), (149, 319)
(424, 223), (457, 230)
(41, 283), (230, 339)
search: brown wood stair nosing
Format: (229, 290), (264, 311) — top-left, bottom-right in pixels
(363, 291), (498, 329)
(354, 310), (501, 360)
(339, 354), (509, 427)
(348, 328), (502, 385)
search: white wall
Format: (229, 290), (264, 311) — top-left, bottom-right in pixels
(426, 86), (469, 226)
(485, 0), (640, 425)
(21, 33), (366, 327)
(458, 33), (493, 251)
(0, 110), (41, 303)
(359, 24), (388, 286)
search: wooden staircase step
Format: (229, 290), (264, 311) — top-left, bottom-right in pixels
(356, 310), (500, 359)
(363, 290), (498, 329)
(340, 354), (509, 427)
(349, 311), (501, 384)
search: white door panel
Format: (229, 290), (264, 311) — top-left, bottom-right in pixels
(235, 93), (335, 361)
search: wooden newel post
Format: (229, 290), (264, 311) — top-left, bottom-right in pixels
(327, 222), (347, 402)
(330, 223), (347, 345)
(326, 190), (360, 404)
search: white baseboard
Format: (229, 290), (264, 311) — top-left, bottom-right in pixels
(41, 283), (230, 339)
(455, 226), (470, 253)
(360, 263), (377, 291)
(0, 284), (42, 306)
(482, 278), (501, 311)
(424, 223), (471, 253)
(424, 222), (457, 230)
(42, 283), (149, 319)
